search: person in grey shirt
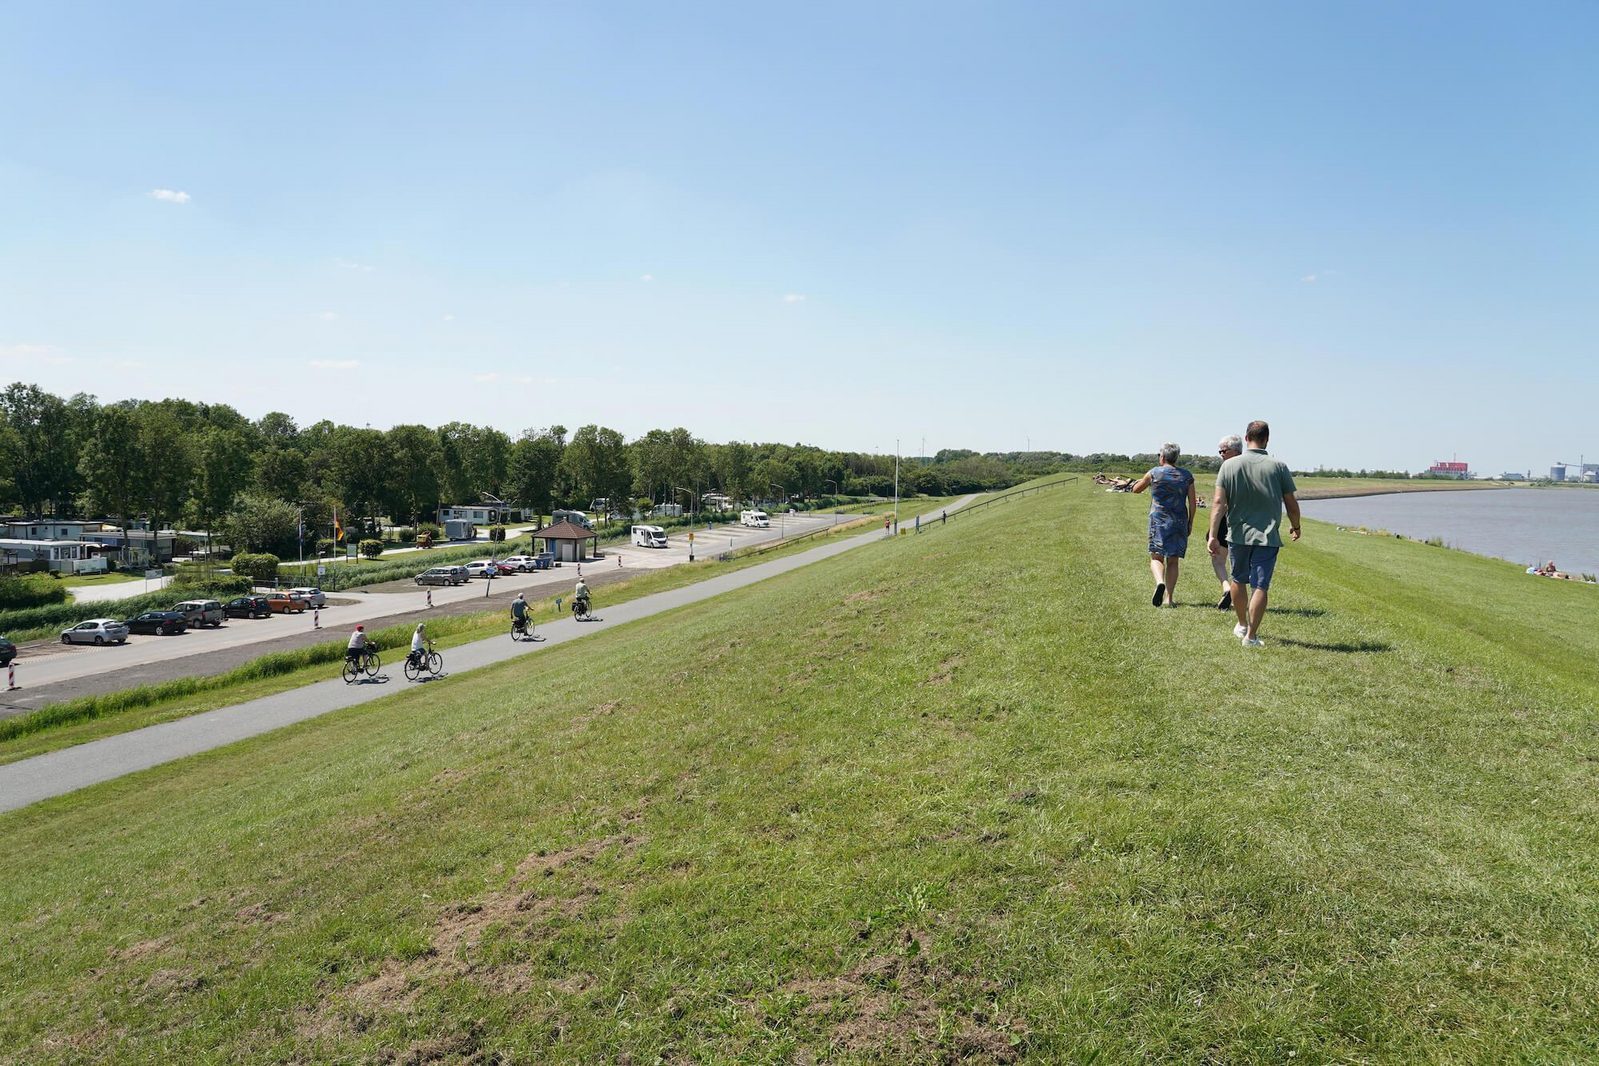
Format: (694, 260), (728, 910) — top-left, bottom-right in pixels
(1206, 420), (1301, 647)
(1208, 434), (1244, 610)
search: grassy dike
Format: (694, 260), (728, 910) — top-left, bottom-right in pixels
(3, 482), (1598, 1061)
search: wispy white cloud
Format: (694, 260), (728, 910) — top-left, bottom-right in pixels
(782, 293), (807, 303)
(640, 274), (654, 282)
(472, 372), (500, 383)
(309, 359), (359, 370)
(1301, 274), (1318, 283)
(149, 188), (191, 204)
(441, 313), (456, 322)
(0, 343), (72, 365)
(317, 310), (339, 321)
(334, 257), (374, 272)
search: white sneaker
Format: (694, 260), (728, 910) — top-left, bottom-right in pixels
(1233, 623), (1248, 639)
(1241, 636), (1264, 647)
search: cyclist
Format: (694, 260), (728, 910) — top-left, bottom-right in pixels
(573, 577), (590, 614)
(510, 592), (529, 636)
(408, 622), (428, 668)
(346, 624), (367, 665)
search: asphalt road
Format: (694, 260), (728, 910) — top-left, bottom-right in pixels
(0, 498), (977, 813)
(0, 512), (846, 716)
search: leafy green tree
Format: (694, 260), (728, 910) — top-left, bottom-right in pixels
(382, 424), (443, 525)
(227, 494), (300, 556)
(508, 426), (565, 520)
(562, 424), (629, 522)
(0, 382), (79, 514)
(192, 428), (252, 534)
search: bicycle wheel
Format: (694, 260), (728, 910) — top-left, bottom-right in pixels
(342, 660), (359, 684)
(404, 656), (421, 682)
(364, 650), (381, 676)
(427, 651), (443, 675)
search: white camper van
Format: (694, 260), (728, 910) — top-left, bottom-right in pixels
(740, 509), (770, 528)
(631, 524), (668, 548)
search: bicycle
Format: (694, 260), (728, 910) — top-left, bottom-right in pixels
(341, 646), (381, 684)
(403, 641), (443, 682)
(511, 615), (539, 642)
(572, 597), (592, 621)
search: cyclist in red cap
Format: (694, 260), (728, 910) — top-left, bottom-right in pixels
(346, 624), (367, 665)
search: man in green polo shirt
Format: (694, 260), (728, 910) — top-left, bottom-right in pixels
(1206, 420), (1301, 647)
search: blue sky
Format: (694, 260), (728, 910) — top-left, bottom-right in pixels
(2, 2), (1595, 473)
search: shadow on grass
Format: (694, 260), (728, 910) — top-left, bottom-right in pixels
(1269, 607), (1329, 617)
(1275, 637), (1392, 653)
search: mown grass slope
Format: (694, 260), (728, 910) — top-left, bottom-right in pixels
(2, 482), (1597, 1062)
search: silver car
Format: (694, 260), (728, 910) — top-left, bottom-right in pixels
(289, 586), (326, 607)
(60, 618), (130, 646)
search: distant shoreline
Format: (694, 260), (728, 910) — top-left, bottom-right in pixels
(1295, 483), (1510, 502)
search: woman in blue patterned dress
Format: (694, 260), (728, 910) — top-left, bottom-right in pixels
(1132, 442), (1197, 607)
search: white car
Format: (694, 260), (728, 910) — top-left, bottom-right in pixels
(501, 555), (537, 572)
(462, 561), (498, 579)
(61, 618), (130, 646)
(289, 586), (326, 607)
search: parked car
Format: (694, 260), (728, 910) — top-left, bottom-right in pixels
(60, 618), (130, 646)
(224, 595), (272, 619)
(0, 635), (15, 666)
(289, 586), (326, 607)
(125, 611), (189, 636)
(501, 555), (538, 572)
(264, 592), (308, 613)
(462, 561), (499, 579)
(171, 599), (225, 627)
(415, 566), (466, 587)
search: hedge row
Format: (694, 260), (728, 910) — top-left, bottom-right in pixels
(276, 536), (539, 592)
(0, 576), (69, 611)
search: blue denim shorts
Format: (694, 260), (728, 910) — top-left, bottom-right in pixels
(1228, 545), (1280, 590)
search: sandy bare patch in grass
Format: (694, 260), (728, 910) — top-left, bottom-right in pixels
(299, 817), (646, 1049)
(774, 929), (1025, 1062)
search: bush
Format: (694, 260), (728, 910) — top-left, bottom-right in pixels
(172, 564), (253, 596)
(416, 522), (443, 542)
(173, 535), (199, 557)
(487, 525), (506, 544)
(0, 576), (68, 610)
(231, 552), (280, 583)
(391, 526), (416, 545)
(359, 539), (384, 558)
(315, 538), (336, 556)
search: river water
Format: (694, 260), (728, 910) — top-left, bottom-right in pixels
(1299, 488), (1599, 576)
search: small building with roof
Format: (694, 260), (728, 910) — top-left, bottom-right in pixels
(534, 520), (600, 563)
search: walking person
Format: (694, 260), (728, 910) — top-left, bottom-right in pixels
(1207, 420), (1301, 647)
(1131, 443), (1196, 607)
(1209, 434), (1244, 609)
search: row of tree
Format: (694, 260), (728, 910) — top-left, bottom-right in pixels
(0, 383), (1043, 557)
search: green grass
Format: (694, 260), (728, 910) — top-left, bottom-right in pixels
(4, 482), (1597, 1061)
(54, 570), (143, 588)
(0, 514), (884, 765)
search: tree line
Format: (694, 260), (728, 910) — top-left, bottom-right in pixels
(0, 383), (1046, 558)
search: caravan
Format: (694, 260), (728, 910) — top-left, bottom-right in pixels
(631, 524), (668, 548)
(740, 510), (770, 528)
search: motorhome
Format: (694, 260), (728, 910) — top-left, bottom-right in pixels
(550, 509), (593, 530)
(631, 524), (668, 548)
(740, 510), (770, 528)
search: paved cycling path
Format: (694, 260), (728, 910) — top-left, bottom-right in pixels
(0, 499), (976, 814)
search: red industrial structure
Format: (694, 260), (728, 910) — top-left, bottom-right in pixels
(1425, 460), (1471, 479)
